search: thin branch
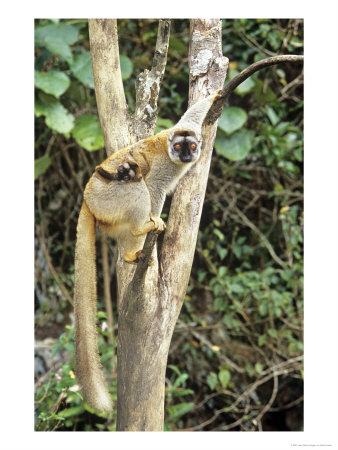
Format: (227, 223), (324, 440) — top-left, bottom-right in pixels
(61, 144), (83, 193)
(232, 206), (287, 268)
(279, 69), (304, 101)
(116, 20), (171, 305)
(270, 395), (303, 412)
(237, 28), (276, 57)
(128, 231), (158, 290)
(190, 329), (245, 373)
(122, 231), (159, 318)
(36, 224), (73, 306)
(252, 371), (279, 426)
(133, 19), (171, 140)
(181, 364), (301, 431)
(206, 54), (304, 124)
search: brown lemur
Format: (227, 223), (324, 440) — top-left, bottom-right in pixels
(74, 54), (304, 413)
(74, 91), (221, 412)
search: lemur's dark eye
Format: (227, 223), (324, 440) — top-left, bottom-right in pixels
(174, 143), (181, 151)
(190, 143), (197, 150)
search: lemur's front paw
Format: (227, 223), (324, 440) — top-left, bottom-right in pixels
(124, 250), (143, 264)
(124, 251), (154, 266)
(150, 215), (166, 234)
(115, 162), (139, 182)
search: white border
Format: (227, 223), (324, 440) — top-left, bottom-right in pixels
(2, 1), (337, 449)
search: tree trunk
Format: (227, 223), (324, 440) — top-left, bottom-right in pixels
(116, 19), (228, 431)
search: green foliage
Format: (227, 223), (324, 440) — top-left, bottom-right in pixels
(35, 70), (71, 98)
(120, 55), (133, 80)
(215, 130), (253, 161)
(35, 154), (52, 179)
(165, 365), (194, 429)
(218, 106), (248, 135)
(35, 322), (117, 431)
(34, 19), (108, 178)
(69, 52), (94, 88)
(35, 92), (75, 134)
(229, 68), (256, 96)
(72, 115), (104, 151)
(35, 22), (79, 65)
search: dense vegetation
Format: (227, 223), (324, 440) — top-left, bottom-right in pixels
(34, 19), (303, 431)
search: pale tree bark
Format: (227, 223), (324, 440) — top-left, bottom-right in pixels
(88, 19), (132, 155)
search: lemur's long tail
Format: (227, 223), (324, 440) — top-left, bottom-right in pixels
(74, 201), (112, 413)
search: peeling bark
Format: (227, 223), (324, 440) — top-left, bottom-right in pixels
(134, 20), (171, 140)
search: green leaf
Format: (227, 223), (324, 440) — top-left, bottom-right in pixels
(258, 301), (268, 316)
(228, 69), (255, 96)
(173, 388), (194, 397)
(35, 70), (70, 97)
(70, 52), (94, 88)
(35, 23), (79, 46)
(215, 130), (253, 161)
(213, 228), (225, 241)
(197, 270), (207, 283)
(35, 155), (52, 179)
(218, 369), (231, 388)
(35, 93), (74, 134)
(44, 37), (73, 64)
(265, 105), (280, 126)
(236, 77), (255, 95)
(207, 372), (218, 390)
(223, 314), (233, 329)
(168, 364), (181, 376)
(214, 297), (226, 311)
(255, 362), (264, 374)
(258, 334), (266, 346)
(173, 373), (189, 388)
(120, 55), (133, 80)
(58, 405), (85, 418)
(218, 266), (227, 277)
(218, 107), (247, 135)
(72, 115), (104, 151)
(45, 103), (74, 133)
(245, 362), (255, 377)
(268, 328), (278, 339)
(253, 78), (277, 103)
(167, 402), (194, 421)
(217, 247), (228, 260)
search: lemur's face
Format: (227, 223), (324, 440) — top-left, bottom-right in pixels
(168, 130), (201, 164)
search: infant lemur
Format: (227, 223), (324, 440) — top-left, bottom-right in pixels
(74, 90), (221, 412)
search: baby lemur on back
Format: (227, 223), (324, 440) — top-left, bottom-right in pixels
(74, 91), (221, 412)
